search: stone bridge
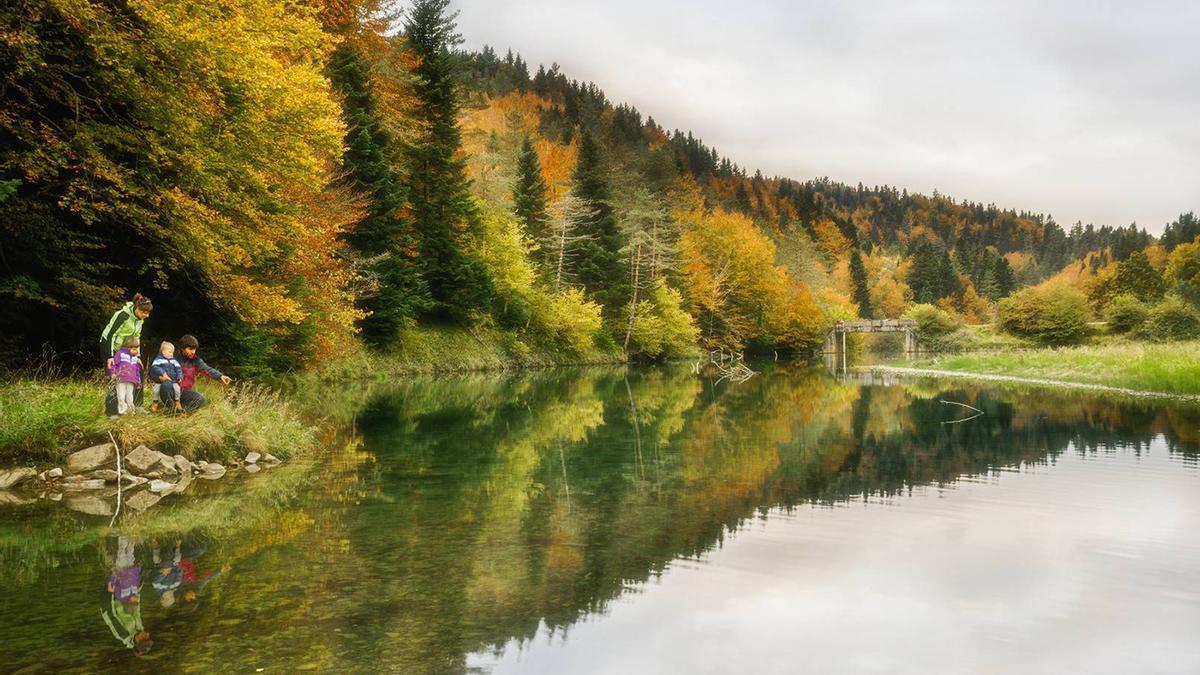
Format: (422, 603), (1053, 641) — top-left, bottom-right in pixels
(823, 318), (918, 354)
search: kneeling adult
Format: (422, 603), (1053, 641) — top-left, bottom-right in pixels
(176, 335), (232, 411)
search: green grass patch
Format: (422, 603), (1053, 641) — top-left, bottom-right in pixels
(309, 323), (624, 384)
(896, 340), (1200, 395)
(1, 324), (623, 467)
(0, 376), (315, 467)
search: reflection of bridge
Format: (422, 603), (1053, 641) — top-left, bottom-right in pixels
(823, 319), (919, 354)
(827, 367), (914, 386)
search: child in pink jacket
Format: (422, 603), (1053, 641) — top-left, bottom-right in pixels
(109, 336), (144, 416)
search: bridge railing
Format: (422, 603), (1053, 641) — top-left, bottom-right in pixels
(833, 319), (917, 332)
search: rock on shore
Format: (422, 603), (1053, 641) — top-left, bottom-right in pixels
(1, 440), (284, 516)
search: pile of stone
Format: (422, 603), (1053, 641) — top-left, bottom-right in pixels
(0, 442), (281, 516)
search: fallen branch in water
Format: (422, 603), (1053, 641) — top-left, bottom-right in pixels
(108, 431), (122, 528)
(699, 348), (756, 384)
(939, 399), (984, 425)
(939, 399), (983, 414)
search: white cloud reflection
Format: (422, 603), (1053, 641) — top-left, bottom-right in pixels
(467, 442), (1200, 673)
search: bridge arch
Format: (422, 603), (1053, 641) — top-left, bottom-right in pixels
(822, 319), (918, 354)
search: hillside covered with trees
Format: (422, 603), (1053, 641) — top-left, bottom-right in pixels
(2, 0), (1196, 373)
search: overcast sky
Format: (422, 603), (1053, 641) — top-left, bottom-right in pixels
(452, 0), (1199, 233)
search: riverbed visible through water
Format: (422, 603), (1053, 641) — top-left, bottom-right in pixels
(1, 364), (1198, 673)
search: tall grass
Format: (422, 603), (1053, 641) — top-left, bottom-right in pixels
(0, 376), (315, 466)
(307, 323), (622, 384)
(0, 378), (102, 463)
(1, 323), (621, 466)
(899, 341), (1200, 395)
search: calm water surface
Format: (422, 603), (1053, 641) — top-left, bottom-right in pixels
(1, 365), (1198, 673)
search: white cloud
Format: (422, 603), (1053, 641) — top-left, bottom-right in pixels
(452, 0), (1200, 232)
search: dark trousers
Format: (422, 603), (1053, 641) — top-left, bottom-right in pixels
(179, 389), (208, 412)
(158, 383), (179, 409)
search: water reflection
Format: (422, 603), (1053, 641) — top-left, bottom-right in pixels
(1, 365), (1198, 672)
(150, 537), (229, 610)
(102, 535), (152, 655)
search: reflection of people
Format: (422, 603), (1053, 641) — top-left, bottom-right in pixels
(177, 334), (232, 412)
(151, 538), (184, 608)
(101, 536), (153, 655)
(151, 536), (230, 608)
(180, 556), (230, 604)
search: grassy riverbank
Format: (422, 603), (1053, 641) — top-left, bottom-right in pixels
(0, 325), (626, 467)
(892, 341), (1200, 395)
(311, 323), (625, 382)
(0, 378), (315, 466)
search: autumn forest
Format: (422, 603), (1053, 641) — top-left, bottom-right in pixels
(3, 0), (1198, 373)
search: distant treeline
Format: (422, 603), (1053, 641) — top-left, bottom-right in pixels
(1, 0), (1194, 373)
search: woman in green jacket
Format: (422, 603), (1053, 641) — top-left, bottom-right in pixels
(100, 293), (153, 362)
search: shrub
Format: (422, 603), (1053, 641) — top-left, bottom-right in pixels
(1137, 297), (1200, 342)
(1104, 294), (1150, 333)
(998, 285), (1090, 345)
(869, 333), (906, 355)
(903, 303), (960, 337)
(473, 203), (539, 329)
(626, 281), (699, 359)
(541, 288), (603, 353)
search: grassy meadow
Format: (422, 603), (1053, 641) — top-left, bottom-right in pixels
(893, 340), (1200, 395)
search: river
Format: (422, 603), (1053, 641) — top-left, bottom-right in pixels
(1, 364), (1198, 673)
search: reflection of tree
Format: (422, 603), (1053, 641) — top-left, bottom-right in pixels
(5, 366), (1199, 671)
(337, 366), (1200, 672)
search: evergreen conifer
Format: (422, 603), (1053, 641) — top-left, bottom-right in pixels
(512, 136), (549, 243)
(328, 44), (431, 345)
(403, 0), (493, 318)
(569, 130), (628, 314)
(849, 248), (872, 318)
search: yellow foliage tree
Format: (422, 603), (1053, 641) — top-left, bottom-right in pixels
(810, 216), (851, 260)
(680, 207), (821, 349)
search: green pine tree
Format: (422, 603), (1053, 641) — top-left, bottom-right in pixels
(328, 44), (431, 346)
(511, 136), (549, 242)
(570, 129), (627, 314)
(849, 248), (872, 318)
(938, 250), (961, 300)
(403, 0), (493, 318)
(908, 243), (943, 304)
(993, 256), (1016, 297)
(977, 262), (1000, 301)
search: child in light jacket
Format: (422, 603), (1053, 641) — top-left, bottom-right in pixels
(149, 341), (184, 413)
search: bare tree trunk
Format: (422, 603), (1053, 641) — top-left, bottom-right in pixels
(554, 226), (567, 295)
(649, 219), (659, 281)
(623, 241), (643, 351)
